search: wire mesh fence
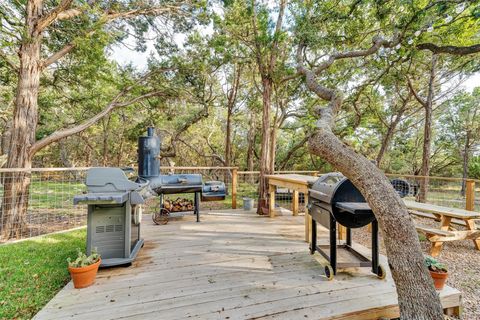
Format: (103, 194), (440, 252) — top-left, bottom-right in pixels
(0, 167), (477, 242)
(0, 168), (88, 242)
(386, 174), (479, 211)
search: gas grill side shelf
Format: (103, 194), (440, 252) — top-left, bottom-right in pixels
(73, 192), (129, 205)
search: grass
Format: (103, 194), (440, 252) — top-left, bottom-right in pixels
(0, 229), (86, 319)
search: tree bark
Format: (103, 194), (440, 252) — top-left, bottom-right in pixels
(417, 55), (437, 203)
(268, 125), (276, 172)
(308, 129), (444, 319)
(252, 0), (286, 214)
(246, 112), (256, 184)
(257, 77), (273, 214)
(1, 0), (43, 239)
(224, 65), (241, 169)
(460, 131), (470, 196)
(376, 112), (404, 166)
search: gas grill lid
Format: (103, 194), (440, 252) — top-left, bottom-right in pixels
(309, 172), (367, 207)
(309, 172), (346, 204)
(86, 168), (145, 193)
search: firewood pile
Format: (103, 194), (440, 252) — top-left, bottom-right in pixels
(164, 198), (194, 212)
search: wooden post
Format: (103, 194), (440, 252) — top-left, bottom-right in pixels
(269, 184), (276, 218)
(292, 190), (299, 216)
(231, 168), (238, 209)
(466, 180), (475, 211)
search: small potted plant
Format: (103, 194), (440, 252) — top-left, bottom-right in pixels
(67, 248), (101, 289)
(425, 256), (448, 290)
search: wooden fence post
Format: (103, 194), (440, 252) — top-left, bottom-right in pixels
(466, 179), (475, 211)
(232, 168), (238, 209)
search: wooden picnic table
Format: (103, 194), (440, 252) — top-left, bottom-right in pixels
(266, 174), (318, 242)
(404, 200), (480, 256)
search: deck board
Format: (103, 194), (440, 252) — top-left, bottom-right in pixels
(34, 211), (461, 320)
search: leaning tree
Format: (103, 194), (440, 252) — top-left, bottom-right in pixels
(292, 0), (479, 318)
(0, 0), (205, 239)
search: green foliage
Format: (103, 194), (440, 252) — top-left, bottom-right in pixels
(0, 229), (86, 319)
(469, 156), (480, 179)
(67, 248), (100, 268)
(1, 0), (479, 177)
(424, 255), (448, 273)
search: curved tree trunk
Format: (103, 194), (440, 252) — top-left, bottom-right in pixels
(296, 38), (443, 318)
(309, 129), (444, 319)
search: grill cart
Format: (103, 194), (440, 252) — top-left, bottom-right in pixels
(73, 167), (149, 267)
(308, 173), (386, 280)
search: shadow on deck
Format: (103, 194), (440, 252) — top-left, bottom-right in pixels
(34, 210), (461, 320)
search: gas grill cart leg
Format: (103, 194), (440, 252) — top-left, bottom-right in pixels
(194, 192), (200, 222)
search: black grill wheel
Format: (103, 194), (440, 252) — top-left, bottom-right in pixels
(153, 208), (170, 225)
(376, 265), (387, 279)
(324, 265), (334, 281)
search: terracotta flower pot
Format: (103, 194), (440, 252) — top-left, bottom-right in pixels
(430, 269), (448, 290)
(68, 259), (101, 289)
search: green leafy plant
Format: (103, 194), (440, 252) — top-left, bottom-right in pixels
(67, 248), (100, 268)
(424, 256), (447, 273)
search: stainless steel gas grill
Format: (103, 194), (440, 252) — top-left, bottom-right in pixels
(73, 168), (148, 267)
(138, 127), (202, 225)
(308, 172), (385, 280)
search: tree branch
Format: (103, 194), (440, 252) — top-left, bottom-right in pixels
(417, 43), (480, 55)
(36, 0), (74, 32)
(407, 78), (427, 107)
(42, 42), (76, 68)
(297, 35), (397, 130)
(41, 4), (190, 68)
(29, 88), (164, 157)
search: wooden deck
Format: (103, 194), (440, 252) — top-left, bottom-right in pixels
(34, 210), (461, 320)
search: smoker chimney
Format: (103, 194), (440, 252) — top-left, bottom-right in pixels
(138, 127), (161, 178)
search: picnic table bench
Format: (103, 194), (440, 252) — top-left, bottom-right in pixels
(404, 200), (480, 256)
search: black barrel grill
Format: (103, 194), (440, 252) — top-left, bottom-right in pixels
(308, 173), (385, 279)
(201, 181), (226, 201)
(138, 128), (202, 224)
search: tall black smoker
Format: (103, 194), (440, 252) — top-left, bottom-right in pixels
(138, 128), (203, 224)
(308, 173), (386, 280)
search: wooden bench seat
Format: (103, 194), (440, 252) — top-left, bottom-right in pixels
(414, 224), (455, 238)
(409, 210), (469, 227)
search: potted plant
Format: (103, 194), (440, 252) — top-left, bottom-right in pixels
(425, 256), (448, 290)
(67, 248), (101, 289)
